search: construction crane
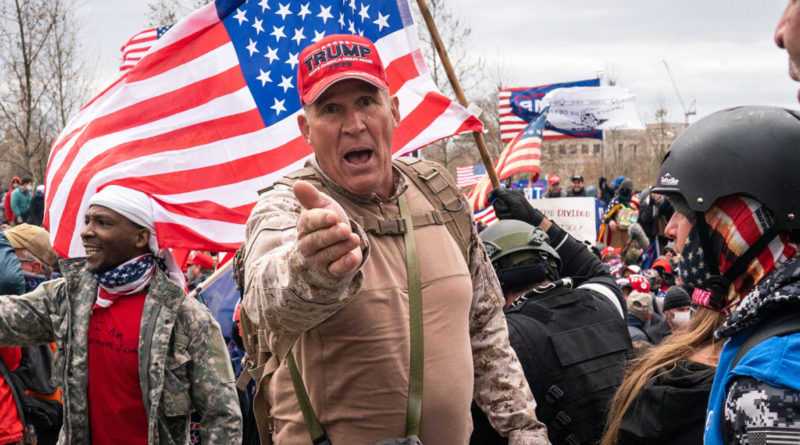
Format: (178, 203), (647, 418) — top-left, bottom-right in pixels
(663, 60), (697, 125)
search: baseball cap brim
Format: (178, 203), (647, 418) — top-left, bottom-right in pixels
(301, 72), (389, 105)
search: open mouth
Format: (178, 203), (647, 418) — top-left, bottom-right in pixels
(84, 246), (100, 255)
(343, 149), (373, 166)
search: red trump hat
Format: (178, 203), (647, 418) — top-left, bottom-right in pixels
(297, 34), (389, 105)
(187, 252), (214, 270)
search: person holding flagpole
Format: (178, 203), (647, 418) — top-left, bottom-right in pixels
(241, 34), (547, 445)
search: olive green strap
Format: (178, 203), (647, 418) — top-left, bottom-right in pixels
(288, 193), (424, 442)
(287, 351), (331, 444)
(398, 193), (424, 437)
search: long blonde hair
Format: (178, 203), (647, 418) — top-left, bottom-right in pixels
(600, 306), (728, 445)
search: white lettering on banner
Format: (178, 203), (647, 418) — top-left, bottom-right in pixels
(528, 197), (597, 243)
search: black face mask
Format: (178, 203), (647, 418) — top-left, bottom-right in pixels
(497, 262), (551, 292)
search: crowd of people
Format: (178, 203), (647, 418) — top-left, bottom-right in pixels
(0, 3), (798, 444)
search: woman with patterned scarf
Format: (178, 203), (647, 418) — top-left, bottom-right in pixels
(651, 105), (800, 445)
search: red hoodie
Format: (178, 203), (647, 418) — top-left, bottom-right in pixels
(3, 177), (21, 224)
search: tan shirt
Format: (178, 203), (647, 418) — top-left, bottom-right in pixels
(243, 160), (547, 444)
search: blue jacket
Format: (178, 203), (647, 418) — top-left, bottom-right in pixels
(0, 233), (24, 295)
(9, 188), (31, 219)
(704, 329), (800, 444)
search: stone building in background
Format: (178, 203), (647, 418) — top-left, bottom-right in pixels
(540, 122), (686, 193)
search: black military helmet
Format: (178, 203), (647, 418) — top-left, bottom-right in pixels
(652, 105), (800, 231)
(479, 220), (561, 288)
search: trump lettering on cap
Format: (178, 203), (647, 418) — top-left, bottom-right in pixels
(298, 34), (389, 105)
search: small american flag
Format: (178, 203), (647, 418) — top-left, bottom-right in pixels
(467, 109), (547, 212)
(499, 78), (600, 144)
(456, 163), (486, 188)
(119, 25), (172, 74)
(474, 206), (496, 226)
(45, 0), (483, 258)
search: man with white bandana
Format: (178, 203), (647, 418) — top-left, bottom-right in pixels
(0, 185), (242, 444)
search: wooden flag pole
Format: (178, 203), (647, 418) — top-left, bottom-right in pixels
(188, 257), (234, 299)
(414, 0), (501, 189)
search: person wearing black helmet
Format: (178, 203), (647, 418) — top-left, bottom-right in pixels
(652, 105), (800, 445)
(470, 189), (631, 445)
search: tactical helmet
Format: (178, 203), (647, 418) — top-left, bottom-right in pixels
(652, 106), (800, 231)
(479, 220), (561, 287)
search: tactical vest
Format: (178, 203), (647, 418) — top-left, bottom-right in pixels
(232, 157), (474, 443)
(480, 283), (632, 445)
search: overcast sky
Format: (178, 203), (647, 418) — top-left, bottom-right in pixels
(77, 0), (798, 124)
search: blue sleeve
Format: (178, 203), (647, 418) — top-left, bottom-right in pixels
(0, 233), (24, 295)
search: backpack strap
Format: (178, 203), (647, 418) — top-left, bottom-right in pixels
(393, 157), (472, 264)
(731, 310), (800, 368)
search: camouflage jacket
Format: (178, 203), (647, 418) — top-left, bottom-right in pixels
(243, 160), (548, 444)
(0, 257), (242, 444)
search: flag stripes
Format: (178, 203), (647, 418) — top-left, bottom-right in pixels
(46, 0), (482, 257)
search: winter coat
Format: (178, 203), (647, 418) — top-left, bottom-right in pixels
(0, 258), (242, 444)
(10, 188), (31, 221)
(618, 359), (715, 444)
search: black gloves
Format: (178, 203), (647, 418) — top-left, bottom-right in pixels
(487, 187), (545, 226)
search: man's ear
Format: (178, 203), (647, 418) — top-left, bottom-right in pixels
(31, 260), (42, 275)
(390, 95), (400, 127)
(298, 113), (311, 144)
(135, 228), (151, 252)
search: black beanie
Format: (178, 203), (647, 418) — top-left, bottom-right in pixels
(663, 286), (691, 311)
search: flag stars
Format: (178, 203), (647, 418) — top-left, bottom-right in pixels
(233, 8), (248, 25)
(312, 30), (326, 42)
(264, 46), (279, 64)
(270, 25), (286, 41)
(256, 69), (272, 86)
(252, 17), (264, 34)
(348, 19), (356, 34)
(286, 51), (299, 70)
(291, 27), (306, 45)
(278, 75), (294, 92)
(258, 0), (270, 12)
(298, 3), (311, 20)
(358, 3), (370, 22)
(271, 98), (287, 115)
(318, 5), (333, 23)
(338, 12), (346, 27)
(276, 3), (293, 20)
(246, 38), (259, 56)
(373, 12), (390, 31)
(348, 0), (356, 12)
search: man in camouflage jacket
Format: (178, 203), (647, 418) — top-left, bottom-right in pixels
(0, 188), (242, 444)
(242, 34), (547, 444)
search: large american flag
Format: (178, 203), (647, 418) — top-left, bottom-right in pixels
(119, 26), (172, 74)
(499, 78), (600, 144)
(45, 0), (483, 258)
(467, 109), (547, 212)
(455, 163), (486, 188)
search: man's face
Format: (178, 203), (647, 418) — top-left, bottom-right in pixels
(664, 211), (693, 253)
(14, 248), (42, 275)
(81, 205), (150, 274)
(571, 179), (583, 192)
(666, 306), (691, 329)
(298, 79), (400, 199)
(776, 0), (800, 101)
(549, 182), (561, 194)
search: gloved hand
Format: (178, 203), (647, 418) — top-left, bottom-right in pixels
(487, 188), (544, 226)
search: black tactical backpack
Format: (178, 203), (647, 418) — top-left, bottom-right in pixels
(472, 283), (632, 445)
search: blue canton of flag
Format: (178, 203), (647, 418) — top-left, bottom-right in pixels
(221, 0), (405, 127)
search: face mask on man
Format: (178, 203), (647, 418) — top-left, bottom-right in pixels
(25, 184), (32, 191)
(672, 310), (691, 327)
